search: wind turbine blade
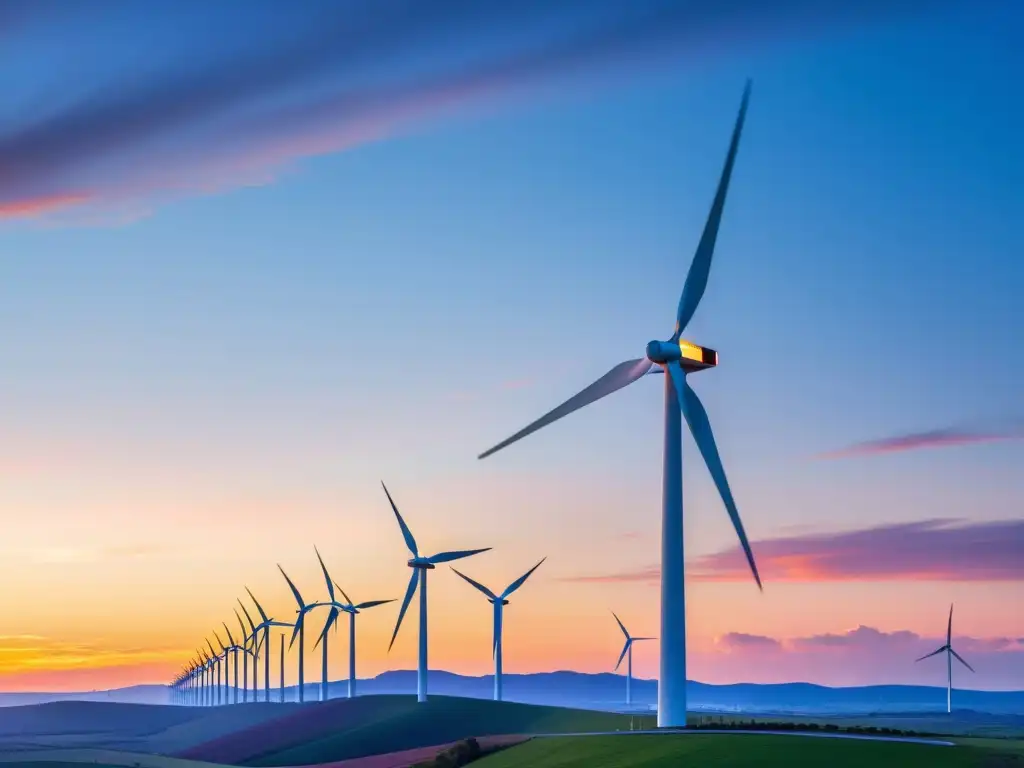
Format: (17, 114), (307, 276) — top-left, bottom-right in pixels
(277, 564), (306, 609)
(611, 611), (630, 640)
(478, 359), (653, 460)
(388, 569), (420, 652)
(334, 581), (353, 606)
(950, 648), (975, 673)
(632, 637), (656, 641)
(947, 604), (953, 646)
(614, 639), (631, 672)
(428, 548), (490, 564)
(206, 638), (216, 658)
(450, 567), (498, 600)
(673, 79), (751, 338)
(289, 613), (303, 649)
(245, 586), (270, 623)
(314, 607), (339, 650)
(237, 599), (257, 633)
(500, 557), (547, 599)
(354, 599), (395, 610)
(214, 629), (227, 653)
(915, 645), (947, 662)
(315, 546), (336, 602)
(235, 608), (247, 641)
(668, 362), (762, 590)
(223, 622), (236, 648)
(382, 482), (419, 556)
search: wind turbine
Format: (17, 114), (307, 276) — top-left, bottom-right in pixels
(321, 581), (393, 699)
(383, 481), (490, 703)
(206, 639), (222, 706)
(238, 599), (261, 701)
(279, 564), (327, 703)
(477, 81), (761, 728)
(312, 547), (341, 702)
(450, 558), (546, 701)
(612, 612), (654, 709)
(916, 604), (975, 714)
(246, 587), (293, 703)
(222, 622), (244, 704)
(234, 607), (253, 703)
(214, 630), (230, 705)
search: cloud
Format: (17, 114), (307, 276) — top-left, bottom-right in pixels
(693, 518), (1024, 583)
(0, 634), (183, 677)
(561, 518), (1024, 584)
(562, 565), (660, 584)
(0, 0), (981, 221)
(717, 632), (781, 651)
(817, 427), (1024, 459)
(697, 625), (1024, 687)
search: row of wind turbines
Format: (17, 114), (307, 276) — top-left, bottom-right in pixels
(170, 483), (552, 707)
(171, 79), (975, 719)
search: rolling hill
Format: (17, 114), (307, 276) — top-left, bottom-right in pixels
(178, 695), (636, 766)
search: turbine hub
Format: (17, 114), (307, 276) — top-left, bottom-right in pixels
(646, 339), (718, 371)
(408, 558), (435, 569)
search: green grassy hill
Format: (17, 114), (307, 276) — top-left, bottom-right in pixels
(474, 734), (1023, 767)
(241, 695), (634, 766)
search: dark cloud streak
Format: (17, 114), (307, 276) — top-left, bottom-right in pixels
(0, 0), (986, 218)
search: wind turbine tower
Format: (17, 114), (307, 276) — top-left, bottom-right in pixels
(915, 604), (975, 713)
(383, 481), (490, 703)
(451, 558), (546, 701)
(477, 81), (761, 728)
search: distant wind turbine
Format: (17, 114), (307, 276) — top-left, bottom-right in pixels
(915, 604), (975, 714)
(214, 630), (230, 705)
(312, 547), (341, 702)
(612, 612), (654, 709)
(222, 622), (244, 705)
(450, 558), (546, 701)
(206, 638), (222, 706)
(279, 564), (328, 703)
(238, 598), (261, 701)
(477, 82), (761, 728)
(383, 481), (490, 703)
(234, 608), (253, 703)
(246, 587), (293, 703)
(320, 579), (393, 699)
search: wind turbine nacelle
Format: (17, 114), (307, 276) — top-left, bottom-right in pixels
(645, 339), (718, 372)
(408, 558), (436, 569)
(487, 598), (510, 605)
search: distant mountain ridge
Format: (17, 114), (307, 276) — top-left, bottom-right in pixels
(1, 672), (1022, 714)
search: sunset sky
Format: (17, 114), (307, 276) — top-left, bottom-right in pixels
(0, 0), (1021, 693)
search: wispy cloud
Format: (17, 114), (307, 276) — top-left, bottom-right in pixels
(0, 634), (183, 676)
(817, 427), (1024, 459)
(0, 0), (979, 222)
(713, 625), (1021, 657)
(561, 519), (1024, 584)
(717, 632), (782, 651)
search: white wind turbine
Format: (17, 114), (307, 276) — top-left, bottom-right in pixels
(383, 481), (490, 703)
(450, 558), (546, 701)
(477, 81), (761, 727)
(612, 612), (654, 709)
(319, 580), (394, 699)
(916, 604), (975, 713)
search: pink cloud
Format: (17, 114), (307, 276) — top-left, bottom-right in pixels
(697, 625), (1024, 688)
(816, 427), (1024, 459)
(560, 519), (1024, 584)
(717, 632), (782, 651)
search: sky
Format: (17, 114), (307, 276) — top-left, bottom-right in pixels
(0, 0), (1022, 694)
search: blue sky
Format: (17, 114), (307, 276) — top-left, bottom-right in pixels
(0, 0), (1021, 690)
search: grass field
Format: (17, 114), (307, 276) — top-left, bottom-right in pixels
(473, 734), (1024, 767)
(233, 696), (633, 766)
